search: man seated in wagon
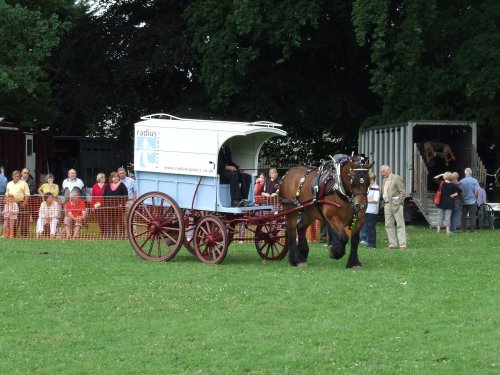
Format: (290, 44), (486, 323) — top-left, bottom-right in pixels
(217, 143), (252, 207)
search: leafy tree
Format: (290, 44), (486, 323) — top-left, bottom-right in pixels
(185, 0), (377, 165)
(53, 1), (375, 166)
(52, 0), (201, 142)
(352, 0), (500, 170)
(0, 0), (80, 127)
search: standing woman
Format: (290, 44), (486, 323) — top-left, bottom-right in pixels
(91, 173), (107, 238)
(434, 172), (460, 234)
(103, 171), (128, 239)
(364, 172), (380, 249)
(38, 173), (60, 197)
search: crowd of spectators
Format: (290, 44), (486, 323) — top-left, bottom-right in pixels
(0, 160), (492, 243)
(1, 166), (136, 240)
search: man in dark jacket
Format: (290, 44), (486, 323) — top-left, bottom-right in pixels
(217, 144), (251, 207)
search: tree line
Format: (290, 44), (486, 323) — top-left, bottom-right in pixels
(0, 0), (498, 167)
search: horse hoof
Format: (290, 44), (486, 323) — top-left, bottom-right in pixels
(297, 262), (308, 268)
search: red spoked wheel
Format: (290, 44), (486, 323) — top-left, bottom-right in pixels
(127, 192), (185, 261)
(194, 215), (229, 264)
(254, 220), (288, 260)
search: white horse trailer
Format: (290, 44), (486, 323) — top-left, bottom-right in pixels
(358, 120), (486, 226)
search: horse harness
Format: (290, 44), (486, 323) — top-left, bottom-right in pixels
(279, 154), (369, 229)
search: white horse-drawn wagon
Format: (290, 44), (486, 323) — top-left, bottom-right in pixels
(127, 114), (289, 263)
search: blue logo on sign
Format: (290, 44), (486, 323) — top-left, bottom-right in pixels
(136, 136), (156, 168)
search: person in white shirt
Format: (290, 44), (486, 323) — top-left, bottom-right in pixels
(117, 167), (137, 238)
(363, 172), (380, 249)
(35, 193), (60, 238)
(61, 169), (86, 199)
(117, 167), (137, 201)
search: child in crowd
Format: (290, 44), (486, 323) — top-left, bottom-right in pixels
(36, 193), (60, 239)
(3, 194), (19, 238)
(254, 173), (266, 196)
(64, 190), (87, 240)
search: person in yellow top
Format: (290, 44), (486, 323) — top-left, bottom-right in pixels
(38, 173), (60, 197)
(5, 170), (30, 237)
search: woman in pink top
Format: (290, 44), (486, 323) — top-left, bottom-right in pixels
(103, 171), (128, 239)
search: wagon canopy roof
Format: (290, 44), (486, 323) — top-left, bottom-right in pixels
(138, 113), (287, 138)
(134, 114), (287, 177)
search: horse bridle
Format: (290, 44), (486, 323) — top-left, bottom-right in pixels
(333, 158), (370, 209)
(349, 168), (370, 201)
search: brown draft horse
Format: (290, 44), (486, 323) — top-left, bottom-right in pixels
(278, 154), (373, 268)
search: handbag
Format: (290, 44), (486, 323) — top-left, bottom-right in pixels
(433, 181), (443, 205)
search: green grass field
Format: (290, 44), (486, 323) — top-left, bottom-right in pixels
(0, 225), (498, 374)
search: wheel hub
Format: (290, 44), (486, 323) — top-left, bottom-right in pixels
(205, 234), (217, 247)
(148, 221), (161, 234)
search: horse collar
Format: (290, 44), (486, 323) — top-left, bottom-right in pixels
(332, 155), (350, 200)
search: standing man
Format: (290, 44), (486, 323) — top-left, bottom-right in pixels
(6, 170), (30, 237)
(380, 165), (407, 250)
(450, 171), (462, 233)
(459, 167), (479, 232)
(61, 169), (86, 199)
(21, 167), (36, 195)
(217, 144), (251, 207)
(20, 168), (36, 234)
(476, 182), (487, 229)
(117, 167), (137, 238)
(0, 166), (7, 195)
(117, 167), (137, 201)
(0, 166), (7, 227)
